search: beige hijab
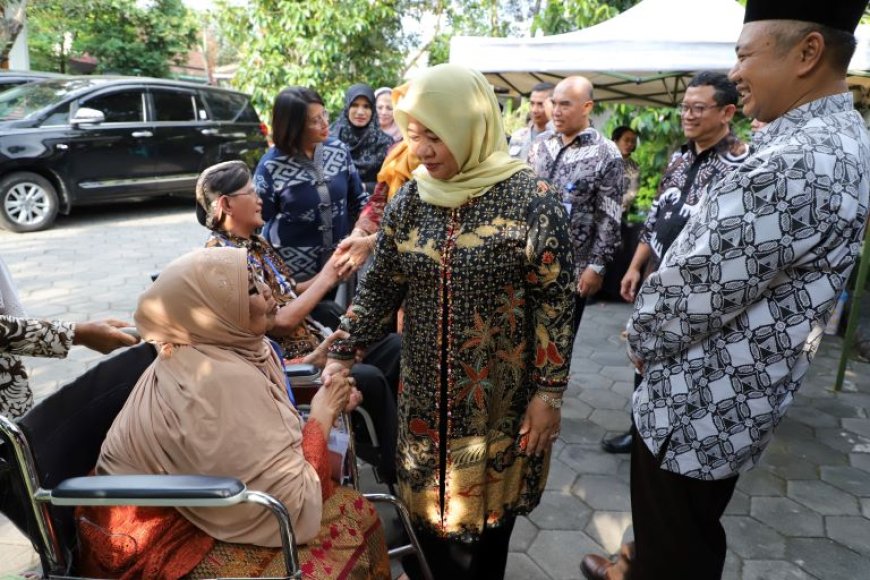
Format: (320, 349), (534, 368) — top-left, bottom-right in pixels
(393, 63), (528, 208)
(97, 247), (324, 546)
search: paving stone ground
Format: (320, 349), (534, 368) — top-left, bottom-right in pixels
(1, 199), (868, 579)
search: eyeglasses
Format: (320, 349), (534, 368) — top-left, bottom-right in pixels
(307, 112), (329, 128)
(677, 103), (723, 117)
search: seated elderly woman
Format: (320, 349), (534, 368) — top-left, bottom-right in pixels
(75, 247), (390, 579)
(195, 161), (400, 486)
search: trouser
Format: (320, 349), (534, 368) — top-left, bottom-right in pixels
(630, 427), (738, 580)
(573, 294), (587, 335)
(350, 333), (402, 485)
(403, 516), (516, 580)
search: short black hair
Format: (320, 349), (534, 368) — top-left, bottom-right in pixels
(530, 82), (555, 95)
(611, 125), (637, 142)
(271, 87), (325, 157)
(687, 71), (739, 107)
(771, 21), (857, 73)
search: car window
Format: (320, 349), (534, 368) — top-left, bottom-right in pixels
(40, 103), (70, 126)
(201, 90), (258, 122)
(153, 90), (197, 122)
(81, 90), (145, 123)
(0, 79), (96, 121)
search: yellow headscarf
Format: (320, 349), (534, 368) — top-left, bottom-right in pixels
(394, 64), (528, 208)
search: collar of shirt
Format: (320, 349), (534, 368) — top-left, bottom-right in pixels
(753, 92), (855, 151)
(546, 126), (600, 150)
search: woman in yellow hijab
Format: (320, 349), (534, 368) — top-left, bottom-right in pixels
(328, 64), (576, 580)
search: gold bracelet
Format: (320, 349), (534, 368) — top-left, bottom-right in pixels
(535, 391), (563, 409)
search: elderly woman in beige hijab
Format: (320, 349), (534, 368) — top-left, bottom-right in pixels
(76, 247), (390, 579)
(328, 64), (575, 580)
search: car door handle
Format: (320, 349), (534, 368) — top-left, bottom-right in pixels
(131, 130), (153, 138)
(200, 128), (218, 136)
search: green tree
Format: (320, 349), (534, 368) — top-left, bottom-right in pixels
(217, 0), (407, 122)
(28, 0), (196, 77)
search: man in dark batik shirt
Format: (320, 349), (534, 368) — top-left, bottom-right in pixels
(581, 1), (870, 579)
(529, 76), (624, 332)
(601, 71), (749, 456)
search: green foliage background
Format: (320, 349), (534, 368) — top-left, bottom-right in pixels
(28, 0), (197, 78)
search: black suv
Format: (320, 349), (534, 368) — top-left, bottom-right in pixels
(0, 76), (269, 232)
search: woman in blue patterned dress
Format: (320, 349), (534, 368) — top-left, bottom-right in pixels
(255, 87), (368, 281)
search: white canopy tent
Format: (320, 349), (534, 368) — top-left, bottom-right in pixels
(449, 0), (870, 106)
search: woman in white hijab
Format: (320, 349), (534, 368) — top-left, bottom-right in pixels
(328, 64), (576, 580)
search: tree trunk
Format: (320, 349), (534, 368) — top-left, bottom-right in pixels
(0, 1), (27, 67)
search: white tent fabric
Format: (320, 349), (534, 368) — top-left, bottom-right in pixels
(449, 0), (870, 106)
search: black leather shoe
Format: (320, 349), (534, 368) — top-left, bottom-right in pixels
(601, 431), (632, 454)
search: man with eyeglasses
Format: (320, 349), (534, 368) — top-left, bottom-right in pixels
(600, 71), (748, 456)
(582, 1), (870, 578)
(528, 76), (624, 332)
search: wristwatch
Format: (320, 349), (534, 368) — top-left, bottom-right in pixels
(587, 264), (606, 276)
(535, 391), (563, 409)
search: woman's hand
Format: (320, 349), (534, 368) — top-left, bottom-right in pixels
(302, 330), (349, 368)
(333, 233), (375, 278)
(518, 394), (562, 456)
(309, 361), (354, 437)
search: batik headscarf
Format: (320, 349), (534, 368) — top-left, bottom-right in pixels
(330, 83), (394, 185)
(97, 247), (325, 546)
(393, 64), (528, 208)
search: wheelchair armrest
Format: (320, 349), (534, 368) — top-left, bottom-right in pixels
(44, 474), (246, 507)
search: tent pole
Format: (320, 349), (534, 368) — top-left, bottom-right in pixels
(834, 226), (870, 391)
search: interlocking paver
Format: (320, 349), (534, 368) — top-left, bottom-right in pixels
(543, 458), (579, 493)
(741, 560), (818, 580)
(820, 465), (870, 496)
(577, 389), (626, 410)
(824, 516), (870, 556)
(508, 516), (539, 552)
(787, 480), (861, 515)
(571, 475), (630, 512)
(583, 510), (632, 554)
(527, 530), (602, 580)
(559, 444), (620, 475)
(722, 515), (786, 559)
(814, 427), (870, 454)
(504, 553), (548, 580)
(526, 491), (592, 530)
(750, 497), (825, 537)
(785, 538), (868, 580)
(2, 200), (869, 579)
(736, 466), (787, 496)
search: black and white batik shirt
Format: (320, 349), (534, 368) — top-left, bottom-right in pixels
(529, 127), (624, 277)
(628, 93), (870, 480)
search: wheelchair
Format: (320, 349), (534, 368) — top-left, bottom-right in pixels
(0, 342), (432, 579)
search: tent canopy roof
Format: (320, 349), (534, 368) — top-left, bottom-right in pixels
(449, 0), (870, 107)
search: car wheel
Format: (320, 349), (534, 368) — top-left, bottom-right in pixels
(0, 172), (59, 232)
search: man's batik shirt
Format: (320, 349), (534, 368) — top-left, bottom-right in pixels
(529, 127), (624, 277)
(641, 132), (748, 273)
(628, 94), (870, 480)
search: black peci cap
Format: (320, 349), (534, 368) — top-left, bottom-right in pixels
(744, 0), (868, 33)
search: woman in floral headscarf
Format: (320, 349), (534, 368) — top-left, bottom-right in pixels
(328, 64), (575, 580)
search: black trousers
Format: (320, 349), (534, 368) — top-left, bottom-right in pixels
(573, 294), (587, 335)
(403, 517), (516, 580)
(630, 428), (738, 580)
(351, 333), (401, 485)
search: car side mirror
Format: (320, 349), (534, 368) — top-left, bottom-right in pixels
(70, 107), (105, 127)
